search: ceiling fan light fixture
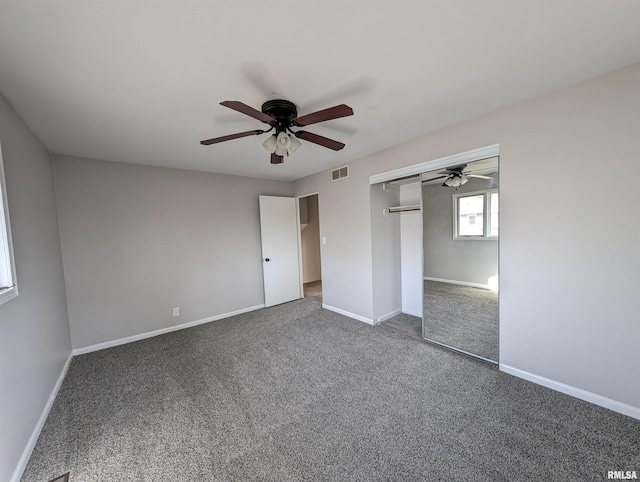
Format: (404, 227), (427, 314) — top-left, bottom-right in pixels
(277, 131), (292, 150)
(262, 134), (277, 153)
(444, 178), (454, 187)
(460, 175), (469, 185)
(288, 135), (302, 153)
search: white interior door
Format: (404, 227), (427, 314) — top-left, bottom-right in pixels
(259, 195), (302, 307)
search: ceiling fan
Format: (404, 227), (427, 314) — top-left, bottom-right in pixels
(423, 164), (494, 188)
(200, 100), (353, 164)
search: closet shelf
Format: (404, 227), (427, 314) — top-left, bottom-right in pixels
(386, 204), (421, 213)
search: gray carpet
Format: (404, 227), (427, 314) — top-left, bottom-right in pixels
(303, 280), (322, 298)
(383, 312), (422, 339)
(424, 280), (499, 361)
(22, 293), (639, 481)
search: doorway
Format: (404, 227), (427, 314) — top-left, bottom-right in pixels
(298, 194), (322, 300)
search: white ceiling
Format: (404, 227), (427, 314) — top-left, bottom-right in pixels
(1, 1), (639, 182)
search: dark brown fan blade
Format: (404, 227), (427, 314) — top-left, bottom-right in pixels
(200, 129), (264, 145)
(422, 175), (447, 183)
(220, 101), (275, 124)
(292, 104), (353, 127)
(271, 153), (284, 164)
(295, 131), (345, 151)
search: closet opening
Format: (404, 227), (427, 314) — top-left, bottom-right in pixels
(370, 175), (423, 338)
(369, 144), (500, 364)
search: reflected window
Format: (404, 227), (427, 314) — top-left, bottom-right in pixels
(490, 191), (499, 237)
(454, 190), (498, 239)
(0, 142), (18, 305)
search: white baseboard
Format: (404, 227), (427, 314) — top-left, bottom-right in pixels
(73, 304), (265, 355)
(424, 276), (491, 290)
(402, 309), (422, 318)
(377, 309), (402, 324)
(500, 364), (640, 420)
(322, 304), (374, 325)
(11, 353), (73, 482)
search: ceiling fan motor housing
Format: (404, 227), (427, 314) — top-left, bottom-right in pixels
(261, 99), (298, 132)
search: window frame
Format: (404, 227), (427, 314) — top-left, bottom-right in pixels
(0, 143), (18, 306)
(452, 189), (499, 241)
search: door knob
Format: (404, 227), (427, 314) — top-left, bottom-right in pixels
(264, 258), (271, 262)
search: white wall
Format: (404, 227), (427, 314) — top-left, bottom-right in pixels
(295, 167), (375, 320)
(294, 62), (640, 413)
(0, 94), (71, 482)
(300, 194), (321, 283)
(52, 155), (292, 350)
(400, 183), (422, 317)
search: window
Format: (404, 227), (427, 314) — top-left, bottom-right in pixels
(453, 189), (498, 240)
(0, 143), (18, 305)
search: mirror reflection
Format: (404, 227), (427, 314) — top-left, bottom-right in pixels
(421, 157), (499, 362)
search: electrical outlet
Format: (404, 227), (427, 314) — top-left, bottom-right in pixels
(172, 307), (179, 317)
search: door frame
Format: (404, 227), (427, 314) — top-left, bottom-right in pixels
(296, 192), (321, 298)
(369, 144), (499, 185)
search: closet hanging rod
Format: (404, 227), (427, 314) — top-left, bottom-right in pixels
(386, 204), (421, 213)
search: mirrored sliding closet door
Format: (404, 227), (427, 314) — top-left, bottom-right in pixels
(421, 156), (499, 363)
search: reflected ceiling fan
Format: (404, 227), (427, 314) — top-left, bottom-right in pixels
(200, 100), (353, 164)
(423, 164), (493, 188)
